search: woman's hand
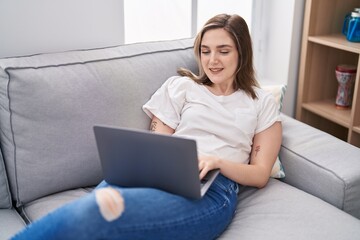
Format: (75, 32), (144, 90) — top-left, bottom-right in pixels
(198, 155), (221, 180)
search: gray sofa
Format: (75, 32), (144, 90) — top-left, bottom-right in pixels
(0, 38), (360, 240)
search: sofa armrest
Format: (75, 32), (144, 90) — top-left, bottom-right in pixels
(279, 114), (360, 219)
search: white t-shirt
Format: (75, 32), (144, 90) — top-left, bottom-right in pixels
(143, 76), (281, 164)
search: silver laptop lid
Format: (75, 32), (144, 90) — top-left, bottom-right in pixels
(93, 125), (205, 199)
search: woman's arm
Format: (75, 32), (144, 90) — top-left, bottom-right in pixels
(198, 121), (282, 188)
(149, 116), (175, 135)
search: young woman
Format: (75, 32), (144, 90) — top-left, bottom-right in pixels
(11, 14), (282, 240)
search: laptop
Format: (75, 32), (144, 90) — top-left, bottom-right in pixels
(93, 125), (220, 199)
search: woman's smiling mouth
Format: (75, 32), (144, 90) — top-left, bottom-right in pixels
(209, 68), (223, 73)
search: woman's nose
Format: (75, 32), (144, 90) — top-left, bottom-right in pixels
(209, 53), (219, 64)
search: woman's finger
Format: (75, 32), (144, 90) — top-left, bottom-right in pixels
(199, 166), (209, 180)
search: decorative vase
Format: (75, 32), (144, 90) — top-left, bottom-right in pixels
(335, 64), (357, 109)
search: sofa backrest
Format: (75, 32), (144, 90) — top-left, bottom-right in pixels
(0, 151), (12, 208)
(0, 38), (197, 206)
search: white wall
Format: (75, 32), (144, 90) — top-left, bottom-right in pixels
(252, 0), (305, 117)
(283, 0), (305, 117)
(0, 0), (124, 58)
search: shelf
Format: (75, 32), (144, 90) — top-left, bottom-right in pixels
(302, 99), (352, 128)
(353, 126), (360, 134)
(308, 34), (360, 54)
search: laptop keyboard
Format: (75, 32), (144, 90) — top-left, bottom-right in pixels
(200, 176), (209, 187)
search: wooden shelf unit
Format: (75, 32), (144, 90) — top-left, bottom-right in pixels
(296, 0), (360, 147)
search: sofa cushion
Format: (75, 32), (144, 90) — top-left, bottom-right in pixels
(0, 39), (197, 206)
(280, 114), (360, 219)
(0, 209), (26, 240)
(219, 178), (360, 240)
(261, 84), (286, 112)
(0, 150), (12, 208)
(20, 188), (92, 222)
(262, 84), (287, 179)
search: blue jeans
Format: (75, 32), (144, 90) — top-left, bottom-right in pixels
(11, 174), (239, 240)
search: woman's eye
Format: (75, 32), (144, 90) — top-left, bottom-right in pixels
(220, 51), (229, 54)
(201, 51), (210, 55)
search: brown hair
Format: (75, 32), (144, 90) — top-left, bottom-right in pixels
(178, 14), (259, 99)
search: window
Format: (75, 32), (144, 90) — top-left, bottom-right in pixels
(123, 0), (253, 44)
(197, 0), (253, 33)
(124, 0), (192, 44)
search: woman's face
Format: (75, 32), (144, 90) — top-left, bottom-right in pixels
(200, 28), (239, 88)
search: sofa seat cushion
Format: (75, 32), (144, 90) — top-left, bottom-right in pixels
(19, 179), (360, 240)
(0, 209), (26, 240)
(20, 187), (93, 222)
(219, 178), (360, 240)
